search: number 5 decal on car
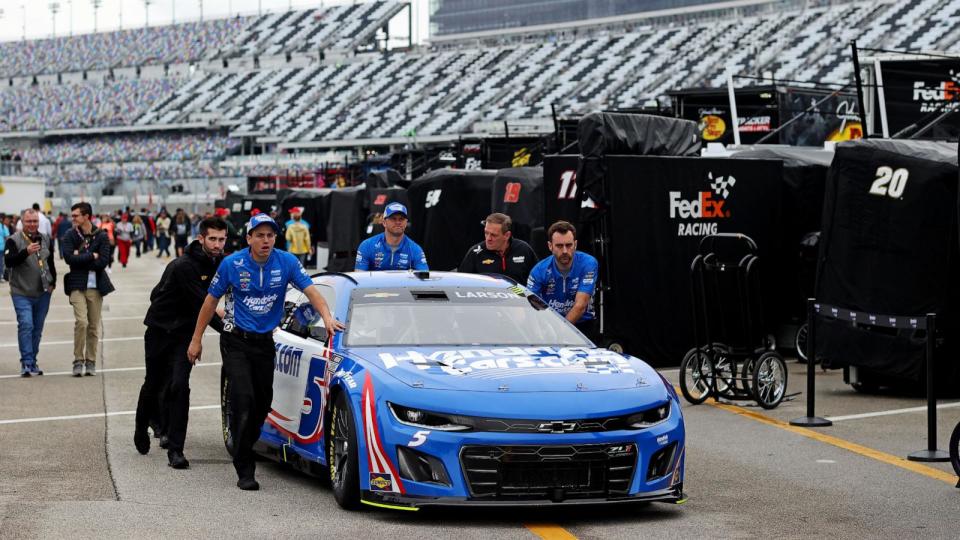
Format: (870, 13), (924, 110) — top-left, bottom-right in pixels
(408, 430), (431, 447)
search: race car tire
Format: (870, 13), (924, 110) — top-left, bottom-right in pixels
(752, 352), (787, 409)
(328, 392), (361, 510)
(948, 420), (960, 486)
(220, 370), (236, 457)
(602, 339), (626, 354)
(679, 347), (714, 405)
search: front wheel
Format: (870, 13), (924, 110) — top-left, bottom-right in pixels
(949, 421), (960, 488)
(220, 370), (236, 457)
(795, 323), (809, 363)
(679, 348), (714, 405)
(328, 392), (361, 510)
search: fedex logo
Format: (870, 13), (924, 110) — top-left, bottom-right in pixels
(913, 80), (959, 102)
(668, 191), (729, 219)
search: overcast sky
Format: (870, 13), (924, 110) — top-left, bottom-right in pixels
(0, 0), (430, 43)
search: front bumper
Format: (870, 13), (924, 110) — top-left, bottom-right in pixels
(361, 485), (686, 510)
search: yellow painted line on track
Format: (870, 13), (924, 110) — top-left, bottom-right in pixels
(683, 387), (957, 486)
(524, 523), (578, 540)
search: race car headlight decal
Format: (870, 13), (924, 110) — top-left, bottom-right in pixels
(626, 402), (671, 428)
(397, 446), (452, 486)
(388, 403), (472, 432)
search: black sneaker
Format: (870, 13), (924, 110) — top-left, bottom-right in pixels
(167, 450), (190, 469)
(134, 425), (150, 455)
(236, 477), (260, 491)
(159, 435), (170, 449)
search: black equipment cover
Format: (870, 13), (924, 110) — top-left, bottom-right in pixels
(408, 169), (497, 271)
(326, 186), (367, 272)
(367, 169), (405, 189)
(731, 146), (832, 320)
(815, 139), (960, 382)
(577, 112), (700, 221)
(491, 166), (543, 244)
(542, 155), (583, 258)
(603, 155), (783, 366)
(366, 186), (409, 237)
(277, 188), (331, 243)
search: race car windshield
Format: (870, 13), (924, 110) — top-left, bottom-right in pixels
(345, 288), (591, 347)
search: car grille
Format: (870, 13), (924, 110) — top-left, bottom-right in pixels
(460, 443), (637, 500)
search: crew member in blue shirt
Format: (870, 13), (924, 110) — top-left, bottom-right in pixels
(526, 220), (599, 341)
(186, 213), (344, 491)
(354, 202), (428, 271)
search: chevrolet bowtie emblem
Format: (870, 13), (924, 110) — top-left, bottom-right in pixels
(538, 421), (577, 433)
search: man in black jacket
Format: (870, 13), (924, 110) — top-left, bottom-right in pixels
(459, 213), (538, 284)
(134, 217), (227, 469)
(61, 202), (114, 377)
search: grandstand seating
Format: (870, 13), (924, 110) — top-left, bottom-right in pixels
(5, 0), (960, 189)
(17, 132), (240, 165)
(136, 0), (960, 144)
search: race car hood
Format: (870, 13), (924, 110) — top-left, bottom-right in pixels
(343, 345), (660, 393)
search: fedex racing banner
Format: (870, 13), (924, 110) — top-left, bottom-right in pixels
(602, 156), (785, 366)
(878, 58), (960, 140)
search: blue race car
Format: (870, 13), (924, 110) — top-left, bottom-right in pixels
(224, 270), (686, 510)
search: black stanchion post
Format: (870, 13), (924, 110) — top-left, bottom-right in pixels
(907, 313), (949, 462)
(790, 298), (832, 427)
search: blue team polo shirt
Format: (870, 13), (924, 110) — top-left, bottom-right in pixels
(526, 251), (599, 321)
(354, 233), (428, 271)
(208, 248), (314, 333)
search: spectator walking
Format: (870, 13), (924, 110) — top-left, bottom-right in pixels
(116, 214), (134, 268)
(156, 209), (171, 258)
(173, 209), (190, 257)
(0, 213), (10, 282)
(62, 202), (114, 377)
(99, 213), (116, 270)
(143, 209), (156, 253)
(4, 208), (57, 376)
(132, 215), (146, 257)
(16, 203), (52, 237)
(284, 207), (312, 266)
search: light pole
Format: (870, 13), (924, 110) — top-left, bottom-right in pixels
(90, 0), (101, 32)
(20, 4), (25, 41)
(198, 0), (203, 22)
(143, 0), (153, 27)
(172, 0), (176, 24)
(48, 2), (60, 38)
(68, 0), (73, 36)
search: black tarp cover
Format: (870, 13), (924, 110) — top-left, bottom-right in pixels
(731, 146), (832, 320)
(408, 169), (497, 271)
(577, 112), (700, 221)
(326, 186), (368, 272)
(603, 155), (783, 366)
(491, 166), (543, 244)
(815, 139), (960, 382)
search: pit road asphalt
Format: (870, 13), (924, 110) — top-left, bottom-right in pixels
(1, 253), (958, 539)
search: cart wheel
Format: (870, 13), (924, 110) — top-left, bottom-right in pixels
(752, 352), (787, 409)
(795, 323), (816, 364)
(679, 347), (714, 405)
(949, 420), (960, 486)
(740, 356), (758, 395)
(603, 339), (626, 354)
(713, 352), (737, 399)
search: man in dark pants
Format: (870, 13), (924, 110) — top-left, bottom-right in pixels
(134, 218), (228, 468)
(187, 213), (343, 490)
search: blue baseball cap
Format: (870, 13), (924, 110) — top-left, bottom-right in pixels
(384, 202), (408, 218)
(246, 213), (280, 234)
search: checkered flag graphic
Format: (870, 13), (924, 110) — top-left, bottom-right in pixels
(708, 172), (736, 198)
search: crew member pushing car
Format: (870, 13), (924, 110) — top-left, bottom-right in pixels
(354, 202), (428, 271)
(458, 212), (537, 284)
(135, 217), (227, 469)
(526, 220), (599, 341)
(187, 213), (343, 491)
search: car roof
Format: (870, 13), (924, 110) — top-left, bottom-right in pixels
(313, 270), (517, 290)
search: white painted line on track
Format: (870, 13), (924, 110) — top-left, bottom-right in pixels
(0, 362), (222, 380)
(0, 405), (220, 425)
(0, 331), (217, 348)
(826, 401), (960, 422)
(0, 316), (144, 325)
